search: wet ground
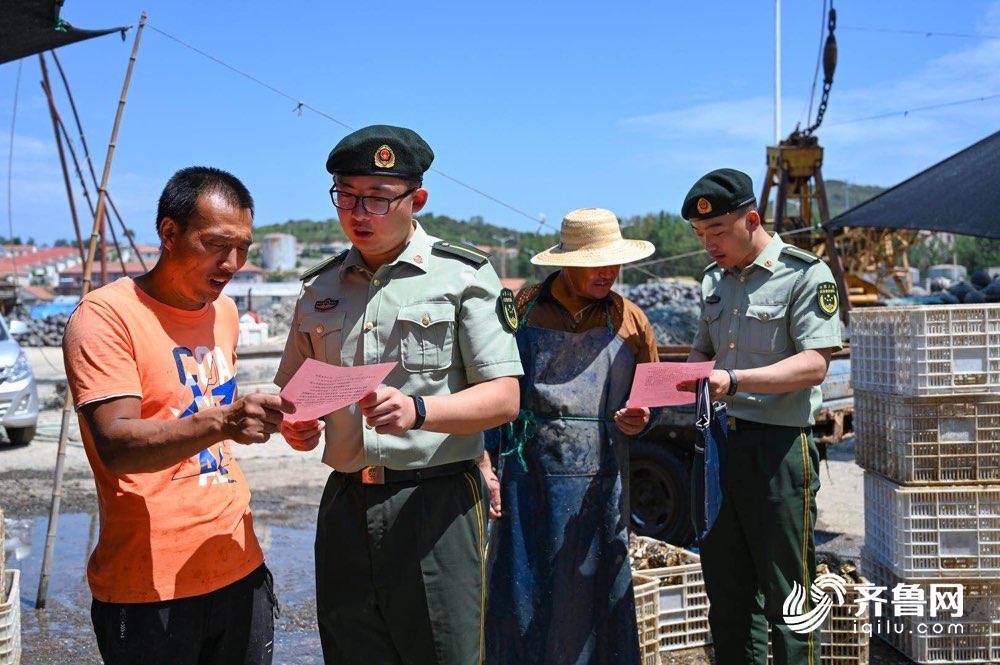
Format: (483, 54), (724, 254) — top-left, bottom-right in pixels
(1, 348), (915, 664)
(3, 500), (915, 665)
(6, 508), (324, 664)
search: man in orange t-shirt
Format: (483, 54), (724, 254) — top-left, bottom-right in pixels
(63, 166), (293, 665)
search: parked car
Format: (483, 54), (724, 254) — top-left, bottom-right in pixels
(0, 315), (39, 445)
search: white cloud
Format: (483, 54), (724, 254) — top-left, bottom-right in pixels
(0, 131), (55, 159)
(620, 3), (1000, 189)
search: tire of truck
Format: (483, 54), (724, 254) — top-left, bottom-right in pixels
(629, 440), (694, 546)
(6, 425), (36, 446)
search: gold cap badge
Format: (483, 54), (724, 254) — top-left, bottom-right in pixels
(696, 197), (712, 215)
(374, 145), (395, 169)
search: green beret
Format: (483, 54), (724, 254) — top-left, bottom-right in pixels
(326, 124), (434, 179)
(682, 168), (756, 221)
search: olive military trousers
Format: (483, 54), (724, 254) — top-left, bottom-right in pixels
(315, 464), (488, 665)
(699, 423), (822, 665)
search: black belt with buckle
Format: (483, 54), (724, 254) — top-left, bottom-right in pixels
(344, 459), (476, 485)
(727, 417), (770, 431)
(728, 417), (809, 433)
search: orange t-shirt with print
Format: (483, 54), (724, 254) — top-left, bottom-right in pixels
(63, 277), (264, 603)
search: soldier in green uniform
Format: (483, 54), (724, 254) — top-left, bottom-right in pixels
(275, 125), (523, 664)
(677, 169), (842, 665)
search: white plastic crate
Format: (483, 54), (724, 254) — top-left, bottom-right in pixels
(851, 304), (1000, 397)
(854, 390), (1000, 485)
(633, 545), (711, 653)
(864, 473), (1000, 578)
(862, 552), (1000, 664)
(767, 574), (872, 665)
(0, 570), (20, 665)
(632, 573), (659, 665)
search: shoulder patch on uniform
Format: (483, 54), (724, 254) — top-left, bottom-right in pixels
(498, 288), (519, 333)
(817, 282), (839, 317)
(780, 245), (820, 264)
(703, 261), (719, 273)
(432, 240), (490, 267)
(299, 249), (349, 281)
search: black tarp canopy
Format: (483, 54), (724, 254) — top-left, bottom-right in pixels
(0, 0), (126, 64)
(824, 130), (1000, 239)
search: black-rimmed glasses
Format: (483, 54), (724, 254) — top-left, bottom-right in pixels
(329, 187), (417, 215)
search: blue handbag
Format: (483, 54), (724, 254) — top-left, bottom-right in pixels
(691, 378), (729, 543)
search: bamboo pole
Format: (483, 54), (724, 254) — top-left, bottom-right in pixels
(99, 224), (107, 287)
(37, 12), (147, 609)
(51, 50), (148, 271)
(106, 206), (129, 275)
(38, 55), (86, 263)
(46, 92), (140, 276)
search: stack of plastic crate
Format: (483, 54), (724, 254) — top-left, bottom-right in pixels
(766, 567), (872, 664)
(853, 304), (1000, 663)
(632, 573), (660, 665)
(0, 504), (20, 665)
(630, 542), (712, 659)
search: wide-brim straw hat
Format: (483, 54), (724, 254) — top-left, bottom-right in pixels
(531, 208), (655, 267)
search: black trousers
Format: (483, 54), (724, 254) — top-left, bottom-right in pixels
(315, 465), (488, 665)
(91, 564), (277, 665)
(699, 425), (822, 665)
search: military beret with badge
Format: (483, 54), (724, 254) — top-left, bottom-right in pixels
(326, 124), (434, 178)
(682, 168), (757, 221)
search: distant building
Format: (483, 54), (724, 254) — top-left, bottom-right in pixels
(123, 243), (161, 265)
(317, 241), (351, 255)
(0, 246), (82, 287)
(223, 281), (301, 311)
(230, 262), (264, 284)
(19, 285), (56, 308)
(260, 233), (297, 271)
(57, 260), (264, 294)
(0, 244), (38, 258)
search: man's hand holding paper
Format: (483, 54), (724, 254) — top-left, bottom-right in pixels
(279, 358), (398, 423)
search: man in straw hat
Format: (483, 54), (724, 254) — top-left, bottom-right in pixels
(484, 207), (657, 664)
(678, 168), (842, 665)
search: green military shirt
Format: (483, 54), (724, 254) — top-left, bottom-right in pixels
(691, 233), (843, 426)
(275, 222), (523, 471)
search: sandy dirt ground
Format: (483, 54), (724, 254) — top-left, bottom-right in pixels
(1, 347), (915, 664)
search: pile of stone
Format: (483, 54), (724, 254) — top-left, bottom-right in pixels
(258, 301), (296, 339)
(932, 270), (1000, 304)
(622, 280), (701, 346)
(13, 315), (69, 347)
(888, 270), (1000, 306)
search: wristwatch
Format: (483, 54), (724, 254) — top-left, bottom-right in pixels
(411, 395), (427, 430)
(726, 369), (739, 396)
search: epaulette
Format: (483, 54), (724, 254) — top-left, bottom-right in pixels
(299, 249), (349, 281)
(703, 261), (719, 273)
(432, 240), (490, 267)
(780, 245), (820, 264)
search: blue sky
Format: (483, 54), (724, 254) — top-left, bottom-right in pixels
(2, 0), (1000, 246)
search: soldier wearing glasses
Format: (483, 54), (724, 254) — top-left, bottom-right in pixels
(275, 125), (523, 663)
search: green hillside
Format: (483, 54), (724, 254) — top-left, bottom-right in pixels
(251, 179), (893, 281)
